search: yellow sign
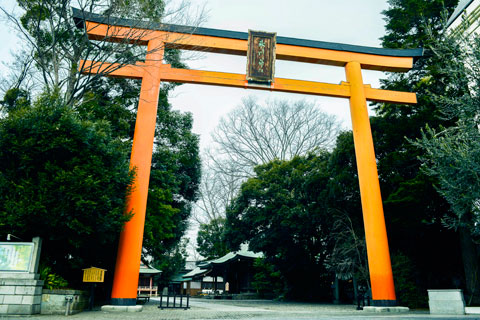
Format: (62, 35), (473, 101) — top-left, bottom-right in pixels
(82, 267), (106, 283)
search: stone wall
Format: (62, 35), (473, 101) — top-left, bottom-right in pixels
(41, 289), (89, 315)
(0, 272), (43, 315)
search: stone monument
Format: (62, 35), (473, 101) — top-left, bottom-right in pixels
(428, 289), (465, 315)
(0, 237), (44, 315)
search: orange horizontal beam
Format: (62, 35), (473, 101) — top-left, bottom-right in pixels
(164, 34), (413, 72)
(80, 60), (416, 104)
(364, 85), (417, 104)
(80, 60), (144, 79)
(83, 21), (413, 72)
(276, 45), (413, 72)
(160, 67), (416, 103)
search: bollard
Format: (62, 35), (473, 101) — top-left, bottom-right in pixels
(65, 296), (74, 316)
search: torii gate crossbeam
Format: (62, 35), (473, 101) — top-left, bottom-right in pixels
(73, 8), (422, 307)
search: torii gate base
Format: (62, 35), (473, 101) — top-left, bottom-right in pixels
(73, 8), (422, 307)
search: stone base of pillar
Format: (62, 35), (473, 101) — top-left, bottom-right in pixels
(363, 306), (409, 313)
(101, 305), (143, 312)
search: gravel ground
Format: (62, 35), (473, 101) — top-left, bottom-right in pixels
(2, 298), (480, 320)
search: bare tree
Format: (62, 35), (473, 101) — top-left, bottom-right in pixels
(192, 157), (243, 226)
(193, 96), (341, 227)
(210, 96), (341, 178)
(324, 210), (370, 289)
(0, 0), (205, 105)
(184, 235), (202, 262)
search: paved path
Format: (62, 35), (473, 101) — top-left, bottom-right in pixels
(5, 298), (480, 319)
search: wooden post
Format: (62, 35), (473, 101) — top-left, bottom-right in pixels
(345, 61), (396, 306)
(149, 277), (153, 297)
(110, 39), (164, 306)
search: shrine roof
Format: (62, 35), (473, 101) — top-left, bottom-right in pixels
(139, 263), (161, 275)
(183, 267), (210, 278)
(205, 248), (264, 266)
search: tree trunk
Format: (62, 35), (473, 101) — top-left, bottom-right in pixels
(353, 276), (358, 303)
(459, 225), (480, 305)
(333, 276), (340, 304)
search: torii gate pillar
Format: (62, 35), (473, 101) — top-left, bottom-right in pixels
(346, 61), (396, 303)
(110, 40), (164, 306)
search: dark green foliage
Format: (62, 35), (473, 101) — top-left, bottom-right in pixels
(76, 78), (138, 140)
(322, 132), (370, 289)
(225, 154), (334, 300)
(196, 218), (229, 260)
(324, 132), (362, 226)
(418, 122), (480, 232)
(39, 265), (69, 290)
(412, 32), (480, 304)
(381, 0), (458, 49)
(324, 211), (368, 286)
(391, 252), (426, 308)
(370, 0), (463, 299)
(0, 88), (31, 113)
(414, 33), (480, 234)
(252, 258), (283, 299)
(74, 72), (201, 273)
(0, 91), (133, 284)
(143, 90), (201, 264)
(155, 239), (188, 289)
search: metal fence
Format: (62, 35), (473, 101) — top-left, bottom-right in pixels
(158, 294), (190, 310)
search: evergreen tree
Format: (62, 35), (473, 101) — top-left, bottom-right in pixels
(225, 154), (334, 300)
(0, 0), (201, 286)
(0, 91), (133, 287)
(372, 0), (463, 304)
(414, 32), (480, 304)
(196, 218), (229, 260)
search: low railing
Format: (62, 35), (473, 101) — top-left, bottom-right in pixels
(158, 294), (190, 310)
(137, 286), (158, 297)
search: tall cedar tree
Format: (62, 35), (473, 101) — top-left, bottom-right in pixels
(374, 0), (464, 303)
(414, 32), (480, 304)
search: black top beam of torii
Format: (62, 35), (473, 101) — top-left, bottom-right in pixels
(71, 7), (423, 60)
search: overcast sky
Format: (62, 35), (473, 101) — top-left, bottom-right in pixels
(167, 0), (391, 151)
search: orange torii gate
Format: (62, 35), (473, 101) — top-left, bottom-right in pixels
(73, 8), (422, 307)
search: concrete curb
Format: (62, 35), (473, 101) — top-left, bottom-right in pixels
(363, 306), (409, 313)
(100, 305), (143, 312)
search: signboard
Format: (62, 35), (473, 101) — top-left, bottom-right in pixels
(247, 30), (276, 83)
(82, 267), (106, 283)
(0, 242), (34, 272)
